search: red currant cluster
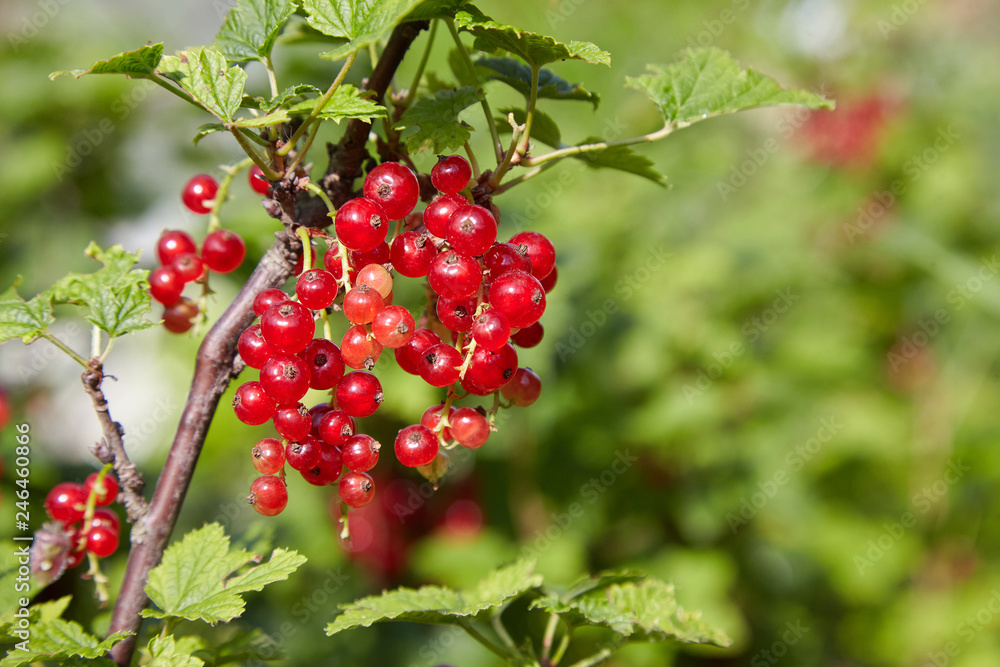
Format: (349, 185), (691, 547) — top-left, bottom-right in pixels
(41, 472), (121, 568)
(233, 155), (552, 520)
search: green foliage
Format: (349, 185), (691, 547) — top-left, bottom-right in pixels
(0, 619), (128, 667)
(303, 0), (428, 60)
(398, 86), (484, 153)
(158, 48), (248, 122)
(143, 523), (307, 624)
(627, 47), (833, 128)
(213, 0), (296, 65)
(147, 635), (204, 667)
(0, 281), (56, 344)
(572, 136), (666, 185)
(49, 43), (164, 79)
(477, 57), (600, 107)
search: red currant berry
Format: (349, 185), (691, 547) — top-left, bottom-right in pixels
(248, 164), (271, 195)
(238, 324), (275, 369)
(463, 342), (518, 395)
(390, 231), (437, 277)
(335, 197), (388, 253)
(261, 301), (315, 354)
(356, 264), (393, 300)
(488, 270), (545, 328)
(309, 403), (334, 436)
(431, 155), (472, 194)
(341, 324), (383, 370)
(343, 284), (385, 325)
(318, 409), (356, 447)
(85, 525), (120, 558)
(156, 230), (197, 265)
(395, 328), (442, 375)
(248, 475), (288, 516)
(483, 242), (532, 279)
(428, 251), (482, 300)
(324, 241), (359, 285)
(418, 343), (462, 387)
(339, 471), (375, 508)
(451, 407), (490, 448)
(233, 381), (277, 425)
(421, 404), (453, 441)
(89, 508), (121, 536)
(253, 288), (287, 318)
(501, 367), (541, 407)
(472, 311), (511, 351)
(436, 296), (476, 333)
(272, 402), (312, 442)
(511, 321), (544, 348)
(509, 231), (556, 280)
(446, 205), (497, 257)
(371, 305), (415, 348)
(423, 193), (466, 238)
(301, 443), (343, 486)
(336, 371), (383, 418)
(341, 434), (380, 473)
(170, 253), (205, 284)
(394, 425), (439, 467)
(201, 229), (246, 273)
(162, 298), (199, 334)
(295, 269), (338, 310)
(181, 174), (218, 214)
(260, 354), (311, 404)
(539, 265), (558, 292)
(44, 482), (87, 523)
(252, 438), (286, 475)
(285, 436), (323, 472)
(301, 339), (345, 390)
(350, 242), (390, 270)
(363, 162), (419, 221)
(83, 473), (119, 507)
(149, 265), (184, 306)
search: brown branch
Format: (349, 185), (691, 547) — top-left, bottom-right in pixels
(82, 365), (147, 523)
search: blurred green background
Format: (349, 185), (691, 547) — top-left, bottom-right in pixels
(2, 0), (999, 665)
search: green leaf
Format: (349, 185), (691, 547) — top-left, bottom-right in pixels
(148, 635), (205, 667)
(627, 47), (833, 128)
(572, 136), (666, 185)
(530, 578), (730, 647)
(44, 242), (155, 339)
(495, 107), (561, 147)
(143, 524), (306, 624)
(302, 0), (423, 60)
(327, 558), (542, 634)
(560, 568), (647, 599)
(193, 123), (227, 145)
(453, 7), (610, 68)
(157, 47), (248, 121)
(49, 43), (164, 79)
(0, 280), (55, 344)
(0, 597), (68, 642)
(257, 84), (322, 113)
(397, 86), (483, 154)
(213, 0), (296, 65)
(477, 57), (599, 107)
(286, 84), (386, 123)
(404, 0), (471, 21)
(0, 619), (129, 666)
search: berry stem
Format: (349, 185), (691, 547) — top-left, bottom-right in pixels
(302, 181), (337, 223)
(209, 158), (254, 232)
(285, 118), (322, 176)
(398, 19), (438, 113)
(295, 226), (314, 271)
(541, 613), (561, 665)
(566, 648), (614, 667)
(229, 127), (282, 181)
(446, 18), (503, 164)
(464, 141), (481, 181)
(521, 123), (674, 168)
(457, 618), (520, 663)
(264, 55), (280, 98)
(339, 501), (351, 541)
(517, 64), (541, 158)
(491, 113), (525, 188)
(278, 50), (359, 158)
(491, 613), (520, 656)
(84, 552), (110, 604)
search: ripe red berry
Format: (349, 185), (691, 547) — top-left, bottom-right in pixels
(85, 525), (120, 558)
(156, 230), (197, 265)
(488, 270), (546, 329)
(248, 475), (288, 516)
(335, 197), (388, 253)
(162, 298), (199, 334)
(338, 471), (376, 508)
(238, 324), (275, 369)
(371, 305), (415, 348)
(181, 174), (218, 214)
(89, 508), (121, 536)
(285, 436), (323, 472)
(451, 407), (490, 448)
(390, 231), (437, 277)
(44, 482), (87, 524)
(446, 205), (497, 257)
(341, 434), (380, 472)
(318, 409), (356, 447)
(233, 381), (277, 425)
(252, 288), (287, 318)
(421, 404), (453, 441)
(511, 321), (544, 348)
(395, 328), (442, 375)
(423, 193), (467, 238)
(260, 354), (312, 404)
(301, 339), (345, 390)
(149, 265), (184, 306)
(418, 343), (462, 387)
(201, 229), (246, 273)
(343, 284), (385, 325)
(363, 162), (419, 221)
(356, 264), (393, 300)
(248, 164), (271, 195)
(296, 269), (338, 310)
(463, 342), (518, 395)
(431, 155), (472, 194)
(301, 443), (343, 486)
(261, 301), (315, 354)
(483, 242), (532, 279)
(394, 425), (439, 467)
(472, 310), (511, 351)
(350, 242), (390, 270)
(83, 473), (119, 507)
(428, 251), (482, 300)
(501, 367), (542, 407)
(324, 241), (359, 285)
(252, 438), (286, 475)
(436, 296), (477, 333)
(336, 371), (383, 418)
(170, 253), (203, 285)
(509, 231), (556, 280)
(341, 324), (383, 370)
(272, 402), (312, 442)
(539, 265), (558, 292)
